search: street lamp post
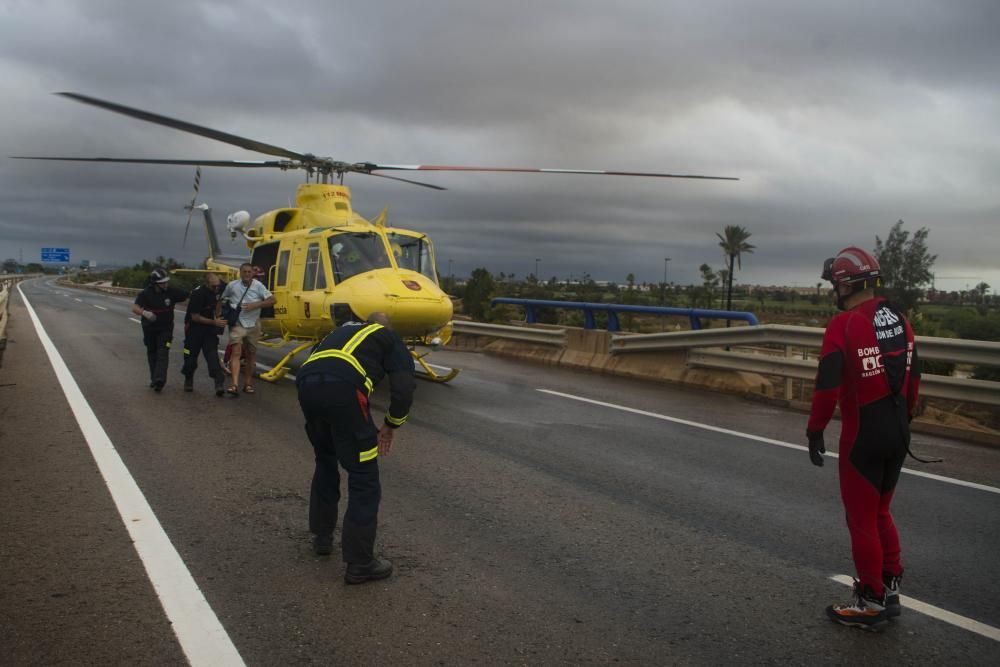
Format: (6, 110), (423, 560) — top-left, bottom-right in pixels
(662, 257), (671, 304)
(534, 258), (541, 282)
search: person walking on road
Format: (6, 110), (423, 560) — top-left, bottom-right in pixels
(220, 263), (274, 396)
(132, 267), (189, 392)
(181, 272), (228, 396)
(807, 246), (920, 631)
(296, 311), (415, 584)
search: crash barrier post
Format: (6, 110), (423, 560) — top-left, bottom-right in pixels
(490, 297), (759, 332)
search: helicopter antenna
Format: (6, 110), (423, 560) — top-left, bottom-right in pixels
(182, 166), (202, 247)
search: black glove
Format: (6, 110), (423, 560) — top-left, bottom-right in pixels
(807, 430), (826, 467)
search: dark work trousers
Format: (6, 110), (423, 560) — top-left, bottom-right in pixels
(142, 327), (173, 385)
(182, 326), (222, 379)
(298, 378), (381, 564)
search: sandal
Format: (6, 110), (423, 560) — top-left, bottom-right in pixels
(243, 384), (255, 394)
(226, 385), (240, 397)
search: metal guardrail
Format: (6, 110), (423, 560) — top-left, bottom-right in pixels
(454, 318), (1000, 407)
(491, 297), (759, 331)
(688, 348), (1000, 406)
(0, 274), (39, 354)
(0, 283), (9, 352)
(611, 324), (819, 353)
(452, 321), (567, 346)
(611, 324), (1000, 367)
(56, 279), (141, 297)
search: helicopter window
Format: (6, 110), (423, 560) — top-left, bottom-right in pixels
(276, 250), (290, 286)
(387, 233), (437, 283)
(328, 233), (391, 283)
(315, 253), (327, 289)
(303, 243), (325, 291)
(273, 210), (296, 233)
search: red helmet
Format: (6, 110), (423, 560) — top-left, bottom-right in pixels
(822, 246), (881, 290)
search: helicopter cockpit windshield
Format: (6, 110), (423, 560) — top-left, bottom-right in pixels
(329, 232), (392, 283)
(387, 232), (437, 283)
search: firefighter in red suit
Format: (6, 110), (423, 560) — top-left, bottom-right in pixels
(807, 247), (920, 631)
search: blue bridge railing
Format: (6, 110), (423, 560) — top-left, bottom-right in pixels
(490, 298), (759, 332)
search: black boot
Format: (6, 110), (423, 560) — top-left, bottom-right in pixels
(313, 534), (333, 556)
(183, 374), (194, 392)
(344, 558), (393, 585)
(214, 373), (225, 397)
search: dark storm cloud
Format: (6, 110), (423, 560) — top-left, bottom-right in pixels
(1, 0), (997, 290)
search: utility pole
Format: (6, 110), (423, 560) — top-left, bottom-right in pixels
(535, 258), (540, 282)
(662, 257), (671, 304)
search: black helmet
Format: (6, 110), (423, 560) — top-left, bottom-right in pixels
(149, 267), (170, 284)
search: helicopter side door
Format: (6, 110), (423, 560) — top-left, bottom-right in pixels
(290, 237), (333, 336)
(249, 241), (280, 318)
(268, 243), (293, 323)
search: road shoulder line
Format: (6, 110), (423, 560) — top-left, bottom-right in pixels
(17, 283), (245, 667)
(537, 388), (999, 495)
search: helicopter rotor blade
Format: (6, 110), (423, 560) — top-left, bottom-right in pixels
(56, 93), (312, 162)
(366, 164), (739, 181)
(182, 166), (202, 248)
(366, 172), (448, 191)
(9, 156), (292, 168)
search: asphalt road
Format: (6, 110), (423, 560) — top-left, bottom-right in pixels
(2, 277), (999, 665)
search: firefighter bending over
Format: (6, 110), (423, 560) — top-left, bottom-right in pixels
(296, 311), (415, 584)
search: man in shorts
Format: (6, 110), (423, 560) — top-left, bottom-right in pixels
(221, 263), (275, 396)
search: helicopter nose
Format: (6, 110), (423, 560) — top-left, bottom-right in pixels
(385, 292), (453, 336)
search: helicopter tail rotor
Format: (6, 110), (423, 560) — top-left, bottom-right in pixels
(182, 166), (202, 247)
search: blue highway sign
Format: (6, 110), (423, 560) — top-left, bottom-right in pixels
(41, 247), (70, 263)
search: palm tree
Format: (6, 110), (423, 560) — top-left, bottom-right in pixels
(716, 225), (755, 326)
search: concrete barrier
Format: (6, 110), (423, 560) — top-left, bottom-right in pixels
(454, 325), (771, 398)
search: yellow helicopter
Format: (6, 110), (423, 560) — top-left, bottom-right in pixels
(13, 93), (737, 382)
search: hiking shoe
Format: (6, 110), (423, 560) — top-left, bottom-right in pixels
(183, 375), (194, 392)
(883, 571), (902, 618)
(344, 558), (393, 585)
(313, 534), (333, 556)
(827, 581), (888, 631)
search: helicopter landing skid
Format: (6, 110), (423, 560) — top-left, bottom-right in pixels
(259, 338), (317, 382)
(411, 350), (460, 383)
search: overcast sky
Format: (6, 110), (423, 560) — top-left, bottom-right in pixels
(2, 0), (997, 290)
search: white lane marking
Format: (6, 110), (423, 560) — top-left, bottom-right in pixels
(17, 284), (245, 667)
(129, 317), (142, 323)
(93, 305), (107, 311)
(537, 389), (1000, 495)
(74, 298), (83, 302)
(830, 575), (1000, 642)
